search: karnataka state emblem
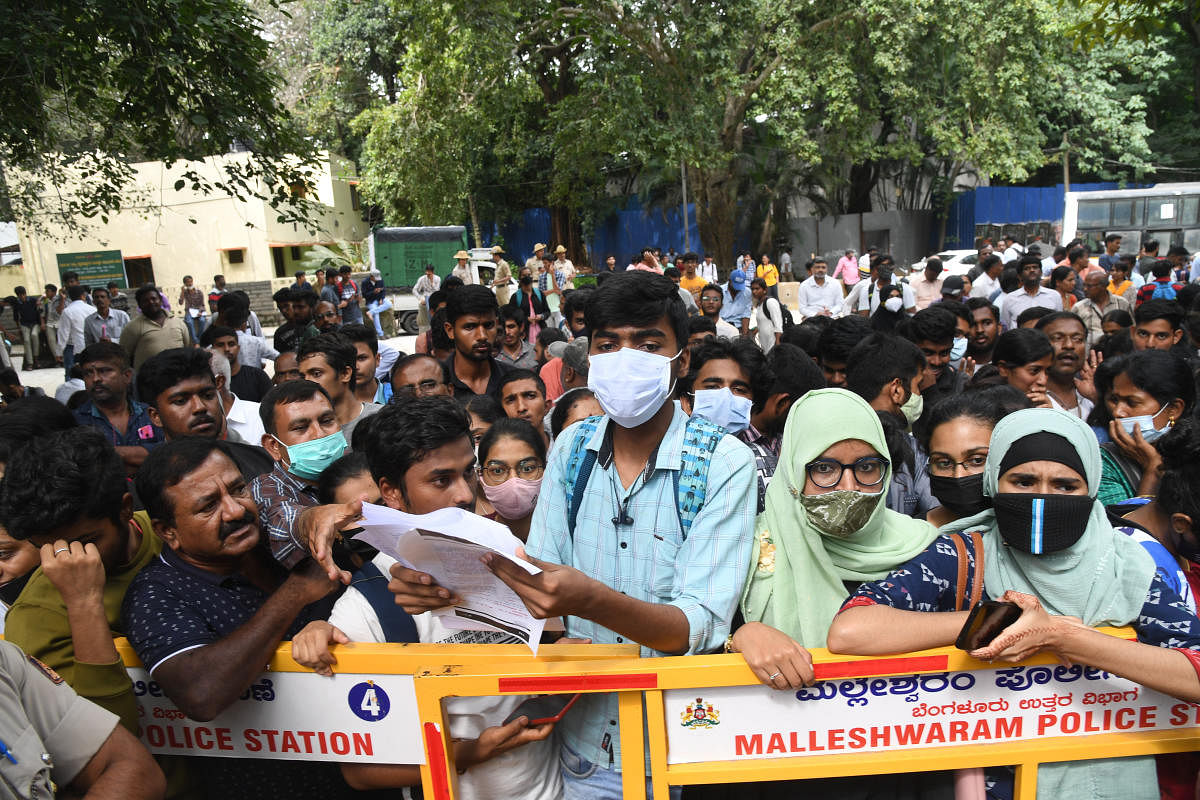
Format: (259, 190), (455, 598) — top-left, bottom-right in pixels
(680, 697), (720, 728)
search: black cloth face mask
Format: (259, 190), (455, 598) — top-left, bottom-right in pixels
(992, 493), (1093, 554)
(0, 571), (32, 606)
(929, 473), (991, 517)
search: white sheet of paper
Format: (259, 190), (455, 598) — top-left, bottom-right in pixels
(353, 505), (546, 653)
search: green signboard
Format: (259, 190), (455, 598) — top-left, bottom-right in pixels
(56, 250), (128, 288)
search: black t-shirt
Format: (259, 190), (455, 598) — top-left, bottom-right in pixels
(230, 365), (272, 402)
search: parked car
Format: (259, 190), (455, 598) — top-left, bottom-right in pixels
(906, 249), (978, 277)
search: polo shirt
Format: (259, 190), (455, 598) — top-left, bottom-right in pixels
(6, 510), (160, 735)
(118, 313), (192, 369)
(443, 354), (511, 399)
(496, 340), (538, 371)
(999, 286), (1062, 330)
(73, 399), (163, 449)
(527, 403), (755, 769)
(251, 463), (321, 569)
(121, 546), (347, 800)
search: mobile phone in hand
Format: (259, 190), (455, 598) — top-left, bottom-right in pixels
(955, 600), (1022, 651)
(502, 693), (582, 726)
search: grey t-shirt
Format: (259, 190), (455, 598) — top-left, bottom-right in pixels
(341, 402), (383, 449)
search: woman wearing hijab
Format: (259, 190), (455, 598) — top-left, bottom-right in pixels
(732, 389), (940, 683)
(829, 408), (1200, 800)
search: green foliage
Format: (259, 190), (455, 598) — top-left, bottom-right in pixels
(2, 0), (318, 237)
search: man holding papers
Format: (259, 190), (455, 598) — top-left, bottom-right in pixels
(290, 397), (561, 800)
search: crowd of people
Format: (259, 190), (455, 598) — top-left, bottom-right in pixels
(0, 234), (1199, 800)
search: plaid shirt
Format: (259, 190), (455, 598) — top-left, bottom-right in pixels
(738, 424), (780, 514)
(250, 463), (320, 569)
(527, 404), (755, 770)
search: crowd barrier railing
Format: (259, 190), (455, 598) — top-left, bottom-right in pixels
(114, 631), (1200, 800)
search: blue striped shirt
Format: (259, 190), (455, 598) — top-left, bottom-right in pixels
(527, 403), (756, 771)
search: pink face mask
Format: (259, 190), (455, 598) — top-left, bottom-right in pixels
(481, 476), (543, 520)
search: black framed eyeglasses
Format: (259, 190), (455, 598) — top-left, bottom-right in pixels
(805, 456), (889, 488)
(926, 453), (988, 477)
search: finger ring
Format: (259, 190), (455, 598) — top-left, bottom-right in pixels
(53, 548), (69, 556)
(767, 672), (782, 681)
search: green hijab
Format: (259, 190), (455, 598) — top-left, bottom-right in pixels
(741, 388), (938, 647)
(941, 407), (1155, 626)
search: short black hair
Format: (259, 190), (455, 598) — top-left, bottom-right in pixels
(550, 388), (597, 439)
(992, 328), (1053, 368)
(1152, 259), (1173, 279)
(1102, 308), (1133, 328)
(1034, 311), (1086, 333)
(919, 388), (1016, 453)
(272, 287), (292, 305)
(536, 327), (567, 348)
(903, 306), (957, 346)
(664, 266), (681, 279)
(1015, 306), (1054, 327)
(817, 315), (870, 365)
(478, 417), (547, 467)
(965, 297), (999, 322)
(317, 452), (371, 505)
(77, 341), (129, 370)
(298, 331), (358, 391)
(445, 285), (499, 325)
(561, 287), (594, 326)
(135, 438), (233, 526)
(765, 343), (825, 399)
(339, 323), (379, 355)
(1168, 245), (1190, 258)
(699, 283), (723, 299)
(459, 393), (502, 424)
(294, 270), (306, 278)
(0, 397), (77, 465)
(134, 284), (159, 305)
(1017, 254), (1043, 272)
(499, 368), (546, 398)
(363, 396), (471, 500)
(500, 304), (529, 330)
(1135, 299), (1184, 331)
(846, 333), (926, 402)
(136, 348), (215, 408)
(0, 428), (128, 540)
(258, 379), (333, 436)
(291, 288), (317, 308)
(1143, 238), (1160, 254)
(687, 316), (717, 338)
(689, 337), (771, 411)
(1105, 233), (1123, 245)
(585, 271), (688, 354)
(199, 324), (238, 347)
(67, 285), (86, 301)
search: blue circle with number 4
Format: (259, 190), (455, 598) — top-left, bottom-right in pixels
(347, 681), (391, 722)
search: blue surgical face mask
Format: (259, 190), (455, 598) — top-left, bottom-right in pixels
(273, 431), (346, 480)
(691, 388), (753, 434)
(1118, 403), (1168, 443)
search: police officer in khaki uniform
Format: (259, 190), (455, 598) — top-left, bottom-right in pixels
(526, 243), (546, 281)
(491, 246), (513, 305)
(0, 640), (164, 799)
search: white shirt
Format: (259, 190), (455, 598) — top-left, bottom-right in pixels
(970, 272), (1000, 300)
(414, 274), (441, 304)
(1048, 389), (1094, 421)
(796, 275), (843, 318)
(841, 280), (870, 317)
(714, 318), (739, 338)
(329, 553), (562, 800)
(858, 282), (916, 315)
(57, 299), (94, 350)
(226, 397), (266, 445)
(452, 264), (474, 284)
(755, 297), (783, 353)
(698, 260), (719, 284)
(236, 330), (279, 368)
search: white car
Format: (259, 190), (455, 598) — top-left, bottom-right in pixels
(907, 249), (979, 277)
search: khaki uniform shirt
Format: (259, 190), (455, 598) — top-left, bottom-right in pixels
(0, 640), (118, 799)
(118, 314), (193, 370)
(493, 259), (513, 305)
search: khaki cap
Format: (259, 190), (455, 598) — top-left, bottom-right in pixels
(555, 245), (567, 254)
(491, 246), (504, 254)
(533, 243), (547, 252)
(454, 250), (469, 260)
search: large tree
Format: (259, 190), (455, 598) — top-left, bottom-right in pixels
(2, 0), (317, 236)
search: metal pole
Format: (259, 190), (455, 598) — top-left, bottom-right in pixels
(681, 160), (691, 252)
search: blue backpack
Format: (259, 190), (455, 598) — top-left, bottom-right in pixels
(562, 414), (725, 539)
(1152, 281), (1178, 301)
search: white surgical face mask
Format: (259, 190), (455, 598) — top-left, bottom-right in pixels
(883, 296), (904, 313)
(1118, 403), (1168, 443)
(899, 389), (924, 427)
(588, 347), (682, 428)
(691, 388), (752, 434)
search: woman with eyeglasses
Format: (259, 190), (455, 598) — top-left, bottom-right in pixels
(473, 418), (546, 542)
(923, 390), (1022, 528)
(727, 389), (950, 798)
(732, 390), (939, 687)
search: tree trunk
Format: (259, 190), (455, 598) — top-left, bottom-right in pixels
(467, 194), (483, 248)
(549, 205), (586, 266)
(693, 165), (738, 275)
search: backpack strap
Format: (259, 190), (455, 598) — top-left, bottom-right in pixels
(565, 416), (603, 537)
(951, 530), (986, 611)
(674, 415), (723, 539)
(350, 561), (420, 643)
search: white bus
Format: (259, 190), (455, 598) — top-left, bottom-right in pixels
(1063, 182), (1200, 255)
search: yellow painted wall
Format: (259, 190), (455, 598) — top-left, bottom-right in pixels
(13, 152), (368, 300)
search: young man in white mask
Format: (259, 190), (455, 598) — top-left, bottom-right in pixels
(386, 271), (757, 800)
